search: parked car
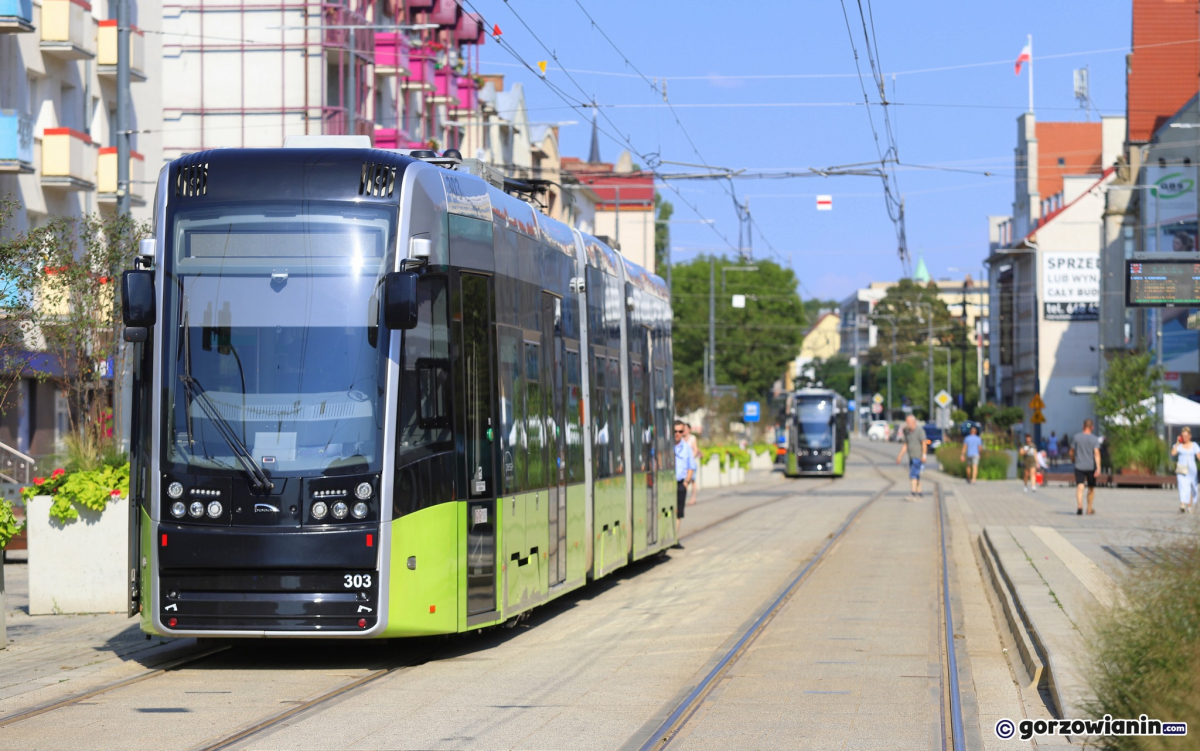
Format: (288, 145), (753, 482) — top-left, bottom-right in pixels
(867, 421), (890, 441)
(922, 423), (944, 449)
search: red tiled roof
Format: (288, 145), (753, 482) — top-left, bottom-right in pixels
(1036, 122), (1102, 198)
(562, 157), (654, 210)
(1127, 0), (1200, 143)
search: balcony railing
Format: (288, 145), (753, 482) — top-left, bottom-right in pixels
(40, 127), (96, 190)
(0, 110), (34, 173)
(0, 0), (34, 33)
(429, 69), (459, 105)
(402, 49), (435, 90)
(374, 31), (409, 75)
(321, 108), (375, 141)
(40, 0), (96, 59)
(97, 147), (144, 204)
(450, 77), (477, 115)
(97, 21), (146, 80)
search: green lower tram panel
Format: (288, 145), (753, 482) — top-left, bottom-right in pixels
(143, 483), (682, 638)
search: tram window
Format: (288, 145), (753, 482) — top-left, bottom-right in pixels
(655, 367), (669, 472)
(608, 357), (623, 474)
(449, 214), (494, 270)
(397, 276), (452, 470)
(525, 342), (545, 489)
(565, 349), (584, 483)
(496, 329), (524, 494)
(592, 349), (609, 478)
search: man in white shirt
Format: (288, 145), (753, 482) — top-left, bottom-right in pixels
(674, 421), (697, 543)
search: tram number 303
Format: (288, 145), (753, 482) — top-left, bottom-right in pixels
(344, 574), (373, 588)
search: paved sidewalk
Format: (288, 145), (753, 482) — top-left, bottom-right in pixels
(935, 463), (1196, 720)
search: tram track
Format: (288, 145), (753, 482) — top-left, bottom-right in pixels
(0, 469), (827, 746)
(637, 454), (970, 751)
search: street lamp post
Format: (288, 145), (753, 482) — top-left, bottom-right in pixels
(707, 262), (758, 394)
(871, 314), (897, 422)
(912, 301), (934, 421)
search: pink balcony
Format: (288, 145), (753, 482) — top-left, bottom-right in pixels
(402, 49), (435, 90)
(430, 69), (458, 104)
(374, 31), (409, 74)
(451, 77), (477, 113)
(429, 0), (457, 26)
(406, 0), (434, 8)
(455, 12), (484, 45)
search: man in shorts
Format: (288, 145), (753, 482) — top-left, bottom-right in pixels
(1070, 419), (1101, 515)
(960, 425), (983, 484)
(673, 421), (697, 544)
(896, 414), (928, 499)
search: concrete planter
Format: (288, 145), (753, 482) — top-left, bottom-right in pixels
(27, 495), (128, 615)
(1, 556), (6, 649)
(750, 450), (774, 471)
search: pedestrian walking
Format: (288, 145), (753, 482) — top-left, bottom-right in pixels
(1170, 427), (1200, 513)
(895, 414), (928, 500)
(683, 422), (701, 505)
(960, 426), (983, 484)
(674, 421), (697, 544)
(1020, 434), (1038, 493)
(1046, 431), (1059, 466)
(1069, 419), (1102, 516)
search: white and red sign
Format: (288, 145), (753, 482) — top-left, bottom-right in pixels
(816, 195), (832, 211)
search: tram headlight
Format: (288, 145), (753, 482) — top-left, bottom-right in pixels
(351, 502), (368, 519)
(354, 482), (372, 500)
(332, 501), (349, 520)
(167, 481), (184, 499)
(206, 501), (223, 518)
(189, 501), (204, 518)
(171, 501), (186, 518)
(311, 501), (328, 520)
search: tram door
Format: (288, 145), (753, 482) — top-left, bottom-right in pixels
(541, 293), (567, 586)
(461, 274), (497, 616)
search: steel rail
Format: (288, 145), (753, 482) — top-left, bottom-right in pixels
(934, 479), (968, 751)
(639, 460), (895, 751)
(0, 643), (231, 728)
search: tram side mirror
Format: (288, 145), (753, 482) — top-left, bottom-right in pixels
(122, 270), (156, 342)
(382, 271), (419, 330)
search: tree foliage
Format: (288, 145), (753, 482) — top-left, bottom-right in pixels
(0, 198), (147, 458)
(863, 278), (979, 414)
(671, 256), (804, 412)
(1094, 350), (1161, 445)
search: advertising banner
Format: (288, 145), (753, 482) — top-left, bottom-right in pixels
(1043, 252), (1099, 321)
(1144, 165), (1198, 253)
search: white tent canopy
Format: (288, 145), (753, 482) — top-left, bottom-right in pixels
(1123, 393), (1200, 427)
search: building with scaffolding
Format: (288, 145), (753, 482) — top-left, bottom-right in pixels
(158, 0), (484, 160)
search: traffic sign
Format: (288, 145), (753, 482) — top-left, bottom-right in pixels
(1029, 394), (1045, 410)
(871, 403), (883, 415)
(1031, 408), (1046, 424)
(743, 401), (761, 423)
(935, 390), (952, 409)
(816, 195), (832, 211)
(872, 393), (884, 405)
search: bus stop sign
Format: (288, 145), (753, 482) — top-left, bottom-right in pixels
(743, 402), (761, 423)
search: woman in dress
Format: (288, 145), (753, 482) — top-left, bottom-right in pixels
(1170, 427), (1200, 513)
(1020, 434), (1038, 493)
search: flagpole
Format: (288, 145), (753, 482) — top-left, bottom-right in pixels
(1028, 33), (1034, 114)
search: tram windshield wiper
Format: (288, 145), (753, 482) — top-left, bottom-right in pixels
(178, 318), (273, 491)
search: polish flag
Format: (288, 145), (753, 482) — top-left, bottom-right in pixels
(1014, 42), (1031, 75)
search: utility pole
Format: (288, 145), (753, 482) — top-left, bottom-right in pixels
(853, 313), (861, 434)
(961, 278), (970, 407)
(700, 256), (710, 395)
(115, 0), (130, 216)
(348, 28), (357, 137)
(1156, 309), (1165, 439)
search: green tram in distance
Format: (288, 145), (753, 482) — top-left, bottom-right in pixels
(783, 388), (849, 478)
(119, 141), (676, 638)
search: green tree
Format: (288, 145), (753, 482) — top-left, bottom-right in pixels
(809, 356), (854, 399)
(1094, 350), (1160, 445)
(0, 202), (146, 462)
(654, 192), (673, 273)
(864, 278), (978, 414)
(671, 256), (804, 412)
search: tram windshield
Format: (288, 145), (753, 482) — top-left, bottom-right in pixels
(794, 397), (834, 449)
(162, 202), (394, 477)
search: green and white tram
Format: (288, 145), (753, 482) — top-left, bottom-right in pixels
(782, 388), (849, 478)
(120, 143), (676, 638)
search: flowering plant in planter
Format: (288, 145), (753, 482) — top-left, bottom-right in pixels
(21, 463), (130, 522)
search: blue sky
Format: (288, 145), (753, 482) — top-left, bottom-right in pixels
(468, 0), (1131, 301)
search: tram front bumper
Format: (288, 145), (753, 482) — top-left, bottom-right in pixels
(155, 523), (381, 634)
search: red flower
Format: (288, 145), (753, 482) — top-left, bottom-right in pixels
(98, 276), (109, 284)
(51, 468), (65, 477)
(110, 489), (121, 497)
(33, 477), (44, 485)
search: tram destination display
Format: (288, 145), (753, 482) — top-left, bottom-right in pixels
(1126, 260), (1200, 307)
